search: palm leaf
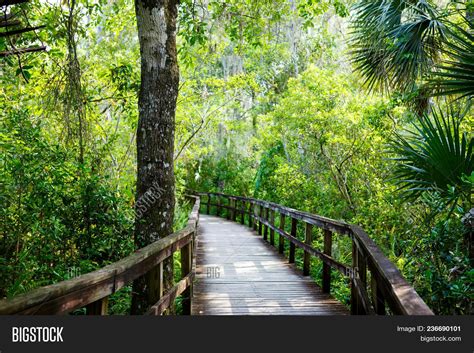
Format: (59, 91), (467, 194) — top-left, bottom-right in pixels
(349, 0), (446, 93)
(428, 26), (474, 99)
(389, 107), (474, 203)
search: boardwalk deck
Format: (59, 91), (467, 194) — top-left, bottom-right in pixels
(0, 194), (432, 316)
(192, 214), (349, 315)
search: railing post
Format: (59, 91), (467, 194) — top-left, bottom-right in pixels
(289, 218), (296, 263)
(370, 271), (386, 315)
(258, 205), (263, 235)
(263, 207), (269, 241)
(351, 239), (360, 315)
(227, 197), (232, 220)
(232, 198), (237, 221)
(269, 209), (275, 246)
(303, 223), (312, 276)
(181, 240), (193, 315)
(240, 200), (245, 224)
(216, 195), (221, 217)
(86, 297), (108, 315)
(146, 261), (163, 311)
(279, 214), (285, 254)
(356, 247), (368, 314)
(249, 202), (254, 228)
(253, 203), (258, 231)
(358, 250), (367, 286)
(206, 194), (211, 214)
(322, 229), (332, 293)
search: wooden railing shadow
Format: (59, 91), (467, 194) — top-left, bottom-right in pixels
(0, 195), (200, 315)
(199, 192), (433, 316)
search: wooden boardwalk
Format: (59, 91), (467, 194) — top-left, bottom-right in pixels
(0, 194), (432, 316)
(192, 215), (349, 315)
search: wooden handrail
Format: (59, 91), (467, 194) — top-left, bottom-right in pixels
(203, 192), (351, 234)
(1, 191), (432, 316)
(0, 195), (200, 315)
(198, 191), (433, 316)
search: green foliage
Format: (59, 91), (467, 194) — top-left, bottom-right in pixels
(347, 0), (473, 315)
(350, 0), (447, 93)
(254, 142), (285, 195)
(390, 107), (473, 205)
(429, 25), (474, 99)
(403, 204), (473, 314)
(182, 62), (472, 314)
(1, 108), (135, 298)
(2, 0), (471, 316)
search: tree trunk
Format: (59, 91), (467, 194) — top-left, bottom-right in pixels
(131, 0), (179, 315)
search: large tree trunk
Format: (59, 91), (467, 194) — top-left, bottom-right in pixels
(131, 0), (179, 315)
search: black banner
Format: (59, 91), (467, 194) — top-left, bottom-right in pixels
(0, 316), (472, 353)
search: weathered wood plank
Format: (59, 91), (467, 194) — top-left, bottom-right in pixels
(192, 215), (348, 316)
(198, 191), (433, 316)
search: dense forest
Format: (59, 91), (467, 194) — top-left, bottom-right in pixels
(1, 0), (472, 315)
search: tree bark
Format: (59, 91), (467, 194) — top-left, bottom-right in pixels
(131, 0), (179, 314)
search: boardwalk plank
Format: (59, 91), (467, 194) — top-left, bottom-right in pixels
(192, 215), (348, 315)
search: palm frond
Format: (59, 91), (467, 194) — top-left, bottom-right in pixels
(428, 26), (474, 99)
(389, 107), (474, 203)
(350, 0), (446, 93)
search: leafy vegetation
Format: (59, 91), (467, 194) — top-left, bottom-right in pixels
(1, 0), (472, 314)
(390, 107), (473, 205)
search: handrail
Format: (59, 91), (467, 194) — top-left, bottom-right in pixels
(0, 195), (200, 315)
(198, 191), (433, 315)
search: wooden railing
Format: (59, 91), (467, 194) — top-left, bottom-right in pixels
(199, 192), (433, 315)
(0, 195), (200, 315)
(0, 191), (433, 316)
